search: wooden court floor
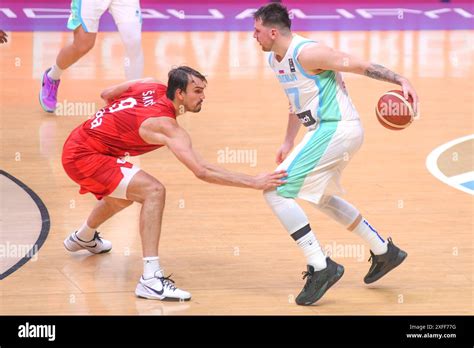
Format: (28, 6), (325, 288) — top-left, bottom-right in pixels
(0, 31), (472, 315)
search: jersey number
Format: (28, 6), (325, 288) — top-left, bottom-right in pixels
(284, 87), (301, 110)
(108, 97), (137, 113)
(90, 97), (137, 129)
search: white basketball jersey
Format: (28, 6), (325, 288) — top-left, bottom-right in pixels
(268, 34), (359, 127)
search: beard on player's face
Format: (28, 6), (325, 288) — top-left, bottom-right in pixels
(184, 99), (203, 113)
(181, 78), (206, 113)
(192, 100), (203, 112)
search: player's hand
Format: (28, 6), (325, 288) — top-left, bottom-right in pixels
(253, 170), (287, 190)
(400, 78), (419, 116)
(0, 30), (8, 44)
(276, 141), (293, 164)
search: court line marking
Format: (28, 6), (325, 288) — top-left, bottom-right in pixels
(0, 170), (51, 280)
(425, 134), (474, 196)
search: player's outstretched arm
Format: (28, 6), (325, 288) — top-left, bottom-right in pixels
(298, 44), (418, 114)
(100, 77), (163, 104)
(140, 118), (287, 190)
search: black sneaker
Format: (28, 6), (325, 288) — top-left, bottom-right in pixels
(295, 257), (344, 306)
(364, 237), (407, 284)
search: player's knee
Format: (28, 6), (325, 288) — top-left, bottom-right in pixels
(263, 189), (284, 208)
(263, 189), (274, 204)
(125, 36), (141, 52)
(146, 181), (166, 201)
(316, 194), (332, 209)
(73, 38), (95, 55)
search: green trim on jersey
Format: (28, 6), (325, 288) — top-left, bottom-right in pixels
(277, 121), (339, 198)
(67, 0), (88, 32)
(292, 40), (343, 122)
(314, 70), (342, 122)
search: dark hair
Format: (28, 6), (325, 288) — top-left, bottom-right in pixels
(166, 66), (207, 100)
(253, 3), (291, 30)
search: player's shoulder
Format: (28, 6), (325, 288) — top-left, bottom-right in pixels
(137, 92), (176, 122)
(140, 114), (179, 135)
(295, 37), (322, 52)
(297, 41), (329, 61)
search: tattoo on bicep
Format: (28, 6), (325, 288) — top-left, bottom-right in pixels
(364, 63), (402, 84)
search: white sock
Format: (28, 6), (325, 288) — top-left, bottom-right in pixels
(76, 222), (95, 242)
(47, 64), (63, 80)
(263, 190), (327, 270)
(353, 219), (388, 255)
(293, 228), (327, 271)
(143, 256), (161, 279)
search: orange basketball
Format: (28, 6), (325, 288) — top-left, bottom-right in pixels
(375, 90), (415, 130)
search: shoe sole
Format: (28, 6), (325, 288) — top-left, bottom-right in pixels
(39, 71), (56, 113)
(364, 250), (407, 284)
(39, 93), (55, 113)
(135, 283), (191, 302)
(297, 265), (345, 306)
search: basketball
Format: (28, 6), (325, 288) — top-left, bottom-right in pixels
(375, 90), (415, 130)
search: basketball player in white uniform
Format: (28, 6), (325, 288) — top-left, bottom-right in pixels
(39, 0), (144, 113)
(253, 3), (419, 305)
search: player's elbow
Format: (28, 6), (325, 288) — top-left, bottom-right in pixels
(100, 91), (110, 101)
(194, 167), (208, 181)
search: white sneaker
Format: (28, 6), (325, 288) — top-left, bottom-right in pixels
(135, 271), (191, 301)
(63, 231), (112, 254)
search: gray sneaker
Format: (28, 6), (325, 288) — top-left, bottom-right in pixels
(295, 257), (344, 306)
(364, 237), (407, 284)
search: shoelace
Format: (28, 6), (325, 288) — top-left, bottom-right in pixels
(368, 237), (393, 263)
(45, 77), (59, 98)
(93, 231), (104, 245)
(367, 251), (381, 273)
(368, 251), (378, 263)
(161, 274), (177, 291)
(74, 231), (102, 246)
(302, 270), (313, 280)
(301, 270), (313, 290)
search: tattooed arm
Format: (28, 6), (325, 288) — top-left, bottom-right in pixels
(365, 63), (403, 84)
(297, 43), (419, 113)
(364, 63), (418, 113)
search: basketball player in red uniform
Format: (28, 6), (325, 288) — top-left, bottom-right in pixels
(62, 66), (287, 301)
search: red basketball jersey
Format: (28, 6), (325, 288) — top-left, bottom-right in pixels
(76, 82), (176, 157)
